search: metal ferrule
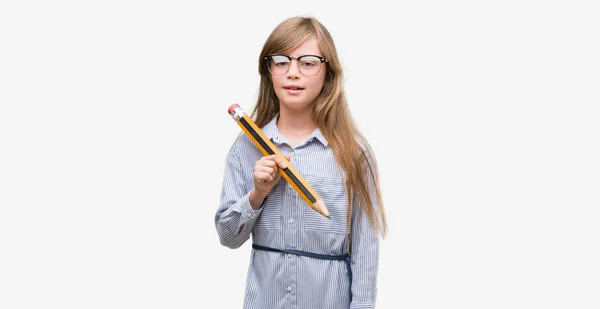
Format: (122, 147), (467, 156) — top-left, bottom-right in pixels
(230, 107), (245, 121)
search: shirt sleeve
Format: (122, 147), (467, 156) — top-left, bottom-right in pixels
(214, 145), (262, 249)
(349, 157), (381, 308)
(349, 200), (380, 309)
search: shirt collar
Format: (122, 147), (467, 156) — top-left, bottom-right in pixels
(262, 114), (329, 147)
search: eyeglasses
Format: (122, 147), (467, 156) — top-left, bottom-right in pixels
(264, 54), (327, 76)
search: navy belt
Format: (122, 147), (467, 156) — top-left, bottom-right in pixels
(252, 243), (352, 300)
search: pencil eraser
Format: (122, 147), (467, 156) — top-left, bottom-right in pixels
(228, 104), (240, 115)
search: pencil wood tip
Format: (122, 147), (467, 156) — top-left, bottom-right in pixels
(314, 199), (330, 219)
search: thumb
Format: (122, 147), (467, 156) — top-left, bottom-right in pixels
(275, 155), (290, 169)
(278, 155), (291, 170)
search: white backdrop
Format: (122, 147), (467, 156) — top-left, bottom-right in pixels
(1, 0), (599, 308)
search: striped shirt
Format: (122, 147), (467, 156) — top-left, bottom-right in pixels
(215, 115), (380, 309)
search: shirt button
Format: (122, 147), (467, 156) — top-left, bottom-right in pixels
(287, 253), (292, 258)
(288, 218), (294, 225)
(287, 286), (292, 292)
(291, 151), (296, 157)
(246, 211), (252, 218)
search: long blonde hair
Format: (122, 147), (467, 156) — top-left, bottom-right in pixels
(251, 16), (387, 239)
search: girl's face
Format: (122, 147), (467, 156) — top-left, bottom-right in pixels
(271, 39), (326, 112)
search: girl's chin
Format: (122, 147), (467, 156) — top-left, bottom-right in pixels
(279, 101), (312, 110)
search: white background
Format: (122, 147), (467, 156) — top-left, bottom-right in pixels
(1, 0), (599, 308)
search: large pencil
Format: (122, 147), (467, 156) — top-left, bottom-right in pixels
(227, 104), (330, 219)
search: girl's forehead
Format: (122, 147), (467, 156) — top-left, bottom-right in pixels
(287, 39), (322, 56)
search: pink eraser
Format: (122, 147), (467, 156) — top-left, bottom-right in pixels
(228, 104), (240, 115)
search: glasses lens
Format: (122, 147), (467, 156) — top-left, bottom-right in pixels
(269, 55), (290, 75)
(298, 56), (323, 76)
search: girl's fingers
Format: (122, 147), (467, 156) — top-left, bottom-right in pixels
(256, 172), (274, 183)
(255, 154), (291, 184)
(261, 158), (277, 168)
(255, 166), (274, 176)
(274, 156), (288, 169)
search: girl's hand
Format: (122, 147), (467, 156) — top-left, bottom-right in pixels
(249, 154), (290, 209)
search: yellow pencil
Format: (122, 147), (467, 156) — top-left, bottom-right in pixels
(228, 104), (330, 219)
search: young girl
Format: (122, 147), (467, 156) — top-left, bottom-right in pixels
(215, 16), (387, 309)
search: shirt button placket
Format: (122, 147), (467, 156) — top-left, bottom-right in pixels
(284, 147), (298, 306)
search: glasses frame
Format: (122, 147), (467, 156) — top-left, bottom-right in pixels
(264, 54), (328, 76)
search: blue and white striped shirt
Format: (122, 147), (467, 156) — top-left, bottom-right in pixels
(216, 115), (380, 309)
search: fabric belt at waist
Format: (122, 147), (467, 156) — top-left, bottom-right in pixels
(252, 243), (352, 300)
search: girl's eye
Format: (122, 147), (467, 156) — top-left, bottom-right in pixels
(302, 61), (322, 68)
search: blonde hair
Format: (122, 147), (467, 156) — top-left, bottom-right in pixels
(251, 16), (387, 239)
